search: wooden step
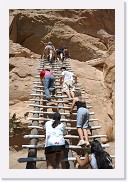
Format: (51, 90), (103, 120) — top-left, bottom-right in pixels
(29, 103), (92, 109)
(18, 154), (115, 163)
(22, 143), (110, 149)
(24, 134), (107, 139)
(27, 117), (98, 122)
(29, 99), (91, 104)
(29, 110), (95, 115)
(30, 93), (88, 99)
(27, 125), (101, 130)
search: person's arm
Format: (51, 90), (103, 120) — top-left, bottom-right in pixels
(70, 98), (77, 114)
(76, 154), (90, 167)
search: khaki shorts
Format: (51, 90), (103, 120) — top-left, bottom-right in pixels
(62, 80), (75, 92)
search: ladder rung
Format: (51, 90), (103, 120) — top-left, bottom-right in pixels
(32, 89), (85, 95)
(30, 93), (88, 99)
(29, 104), (70, 109)
(66, 126), (101, 130)
(24, 134), (107, 139)
(27, 117), (98, 122)
(22, 143), (110, 149)
(29, 99), (91, 104)
(27, 125), (101, 130)
(29, 111), (95, 115)
(18, 155), (115, 163)
(29, 103), (92, 109)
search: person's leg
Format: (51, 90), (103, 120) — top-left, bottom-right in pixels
(65, 90), (72, 100)
(70, 91), (74, 99)
(82, 108), (90, 146)
(64, 81), (72, 100)
(44, 76), (51, 99)
(69, 80), (75, 99)
(49, 49), (53, 62)
(55, 151), (63, 169)
(83, 129), (89, 142)
(60, 53), (63, 60)
(49, 75), (55, 95)
(77, 108), (86, 145)
(77, 128), (84, 140)
(46, 153), (56, 169)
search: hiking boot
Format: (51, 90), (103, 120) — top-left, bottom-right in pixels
(77, 140), (86, 146)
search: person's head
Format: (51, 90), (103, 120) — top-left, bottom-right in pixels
(74, 91), (82, 97)
(47, 41), (52, 45)
(60, 67), (66, 72)
(90, 140), (103, 153)
(90, 140), (112, 169)
(52, 112), (61, 128)
(74, 91), (85, 102)
(44, 66), (51, 71)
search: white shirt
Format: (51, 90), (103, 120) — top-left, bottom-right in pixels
(44, 120), (67, 147)
(89, 153), (98, 169)
(62, 71), (74, 81)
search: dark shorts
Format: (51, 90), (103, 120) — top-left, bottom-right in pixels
(45, 145), (65, 154)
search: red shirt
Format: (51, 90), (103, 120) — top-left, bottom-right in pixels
(40, 70), (53, 78)
(40, 70), (45, 78)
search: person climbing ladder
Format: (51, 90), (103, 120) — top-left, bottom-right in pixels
(70, 91), (90, 147)
(40, 66), (56, 102)
(44, 112), (67, 169)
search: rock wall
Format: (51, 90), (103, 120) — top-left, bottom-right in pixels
(9, 9), (115, 142)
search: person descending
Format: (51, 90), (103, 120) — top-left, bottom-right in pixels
(76, 140), (113, 169)
(44, 112), (67, 169)
(60, 67), (75, 101)
(70, 91), (90, 146)
(40, 66), (55, 102)
(43, 42), (55, 63)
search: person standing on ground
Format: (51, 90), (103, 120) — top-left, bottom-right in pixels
(70, 91), (90, 146)
(43, 42), (55, 63)
(44, 112), (67, 169)
(40, 66), (55, 101)
(76, 140), (113, 169)
(60, 67), (75, 101)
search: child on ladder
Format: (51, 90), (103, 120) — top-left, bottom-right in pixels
(70, 91), (90, 147)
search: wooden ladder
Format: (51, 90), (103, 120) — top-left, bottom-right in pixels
(18, 58), (112, 168)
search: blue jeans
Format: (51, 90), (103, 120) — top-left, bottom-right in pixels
(44, 75), (55, 99)
(77, 107), (89, 129)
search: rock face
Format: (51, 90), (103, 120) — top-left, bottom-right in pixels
(9, 9), (115, 143)
(10, 9), (114, 61)
(9, 40), (40, 105)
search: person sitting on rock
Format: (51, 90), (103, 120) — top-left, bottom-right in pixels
(40, 66), (55, 101)
(70, 91), (90, 146)
(60, 67), (75, 101)
(44, 112), (67, 169)
(76, 140), (113, 169)
(43, 42), (56, 63)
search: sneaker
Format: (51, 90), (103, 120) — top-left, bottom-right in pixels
(77, 140), (86, 146)
(52, 89), (56, 96)
(85, 141), (90, 147)
(46, 98), (51, 102)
